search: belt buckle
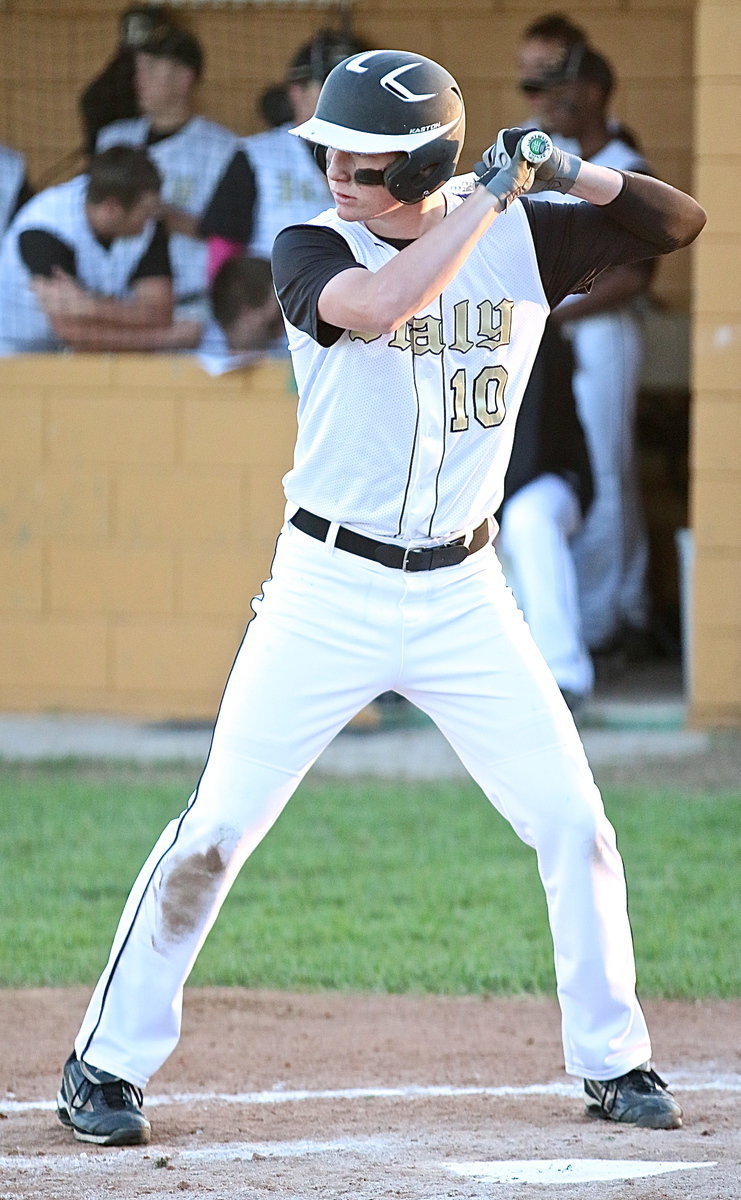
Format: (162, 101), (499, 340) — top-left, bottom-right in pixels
(401, 545), (430, 572)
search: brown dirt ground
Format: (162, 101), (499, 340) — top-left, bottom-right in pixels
(1, 989), (739, 1200)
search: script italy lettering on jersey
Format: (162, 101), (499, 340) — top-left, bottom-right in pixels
(349, 298), (515, 433)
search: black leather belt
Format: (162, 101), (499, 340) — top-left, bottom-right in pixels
(289, 508), (490, 572)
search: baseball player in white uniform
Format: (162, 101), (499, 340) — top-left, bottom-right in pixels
(496, 317), (595, 712)
(242, 122), (331, 261)
(96, 28), (252, 314)
(242, 31), (365, 261)
(546, 47), (655, 653)
(56, 50), (705, 1147)
(0, 146), (198, 354)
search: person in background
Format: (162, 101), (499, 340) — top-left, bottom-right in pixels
(255, 82), (293, 130)
(241, 28), (367, 263)
(79, 5), (171, 157)
(0, 144), (33, 234)
(496, 320), (594, 716)
(96, 27), (254, 318)
(547, 47), (656, 659)
(0, 146), (200, 354)
(197, 255), (284, 374)
(517, 12), (588, 137)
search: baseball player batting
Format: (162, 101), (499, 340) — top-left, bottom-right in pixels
(56, 49), (705, 1147)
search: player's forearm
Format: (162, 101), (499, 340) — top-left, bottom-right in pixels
(319, 188), (500, 334)
(162, 205), (201, 239)
(79, 292), (174, 329)
(51, 317), (202, 352)
(565, 161), (625, 206)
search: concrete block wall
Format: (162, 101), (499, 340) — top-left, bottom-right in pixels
(0, 355), (296, 717)
(690, 0), (741, 726)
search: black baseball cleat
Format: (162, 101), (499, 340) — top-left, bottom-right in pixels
(584, 1063), (683, 1129)
(57, 1051), (151, 1145)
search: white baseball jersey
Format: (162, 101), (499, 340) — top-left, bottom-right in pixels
(96, 115), (239, 299)
(0, 175), (157, 354)
(282, 194), (549, 542)
(554, 137), (653, 646)
(242, 124), (331, 260)
(0, 144), (25, 234)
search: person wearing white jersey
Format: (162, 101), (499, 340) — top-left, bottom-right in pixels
(0, 144), (32, 235)
(56, 49), (705, 1148)
(242, 29), (366, 262)
(496, 317), (594, 714)
(0, 145), (199, 354)
(546, 47), (656, 656)
(96, 27), (253, 315)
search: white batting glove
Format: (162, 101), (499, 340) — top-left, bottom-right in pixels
(476, 128), (582, 200)
(476, 129), (535, 209)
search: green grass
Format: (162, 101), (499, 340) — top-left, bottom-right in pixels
(0, 762), (738, 997)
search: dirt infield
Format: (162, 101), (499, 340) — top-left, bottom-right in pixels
(1, 989), (739, 1199)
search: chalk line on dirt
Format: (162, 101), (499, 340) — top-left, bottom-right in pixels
(2, 1072), (740, 1115)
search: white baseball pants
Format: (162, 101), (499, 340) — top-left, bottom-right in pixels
(75, 519), (650, 1088)
(567, 309), (650, 648)
(497, 473), (594, 698)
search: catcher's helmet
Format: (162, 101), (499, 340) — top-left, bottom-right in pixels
(291, 49), (465, 204)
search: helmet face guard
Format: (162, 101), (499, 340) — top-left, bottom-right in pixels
(295, 50), (465, 204)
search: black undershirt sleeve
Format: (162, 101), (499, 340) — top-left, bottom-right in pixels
(197, 149), (256, 244)
(522, 171), (705, 309)
(18, 230), (78, 278)
(272, 224), (366, 346)
(129, 219), (172, 283)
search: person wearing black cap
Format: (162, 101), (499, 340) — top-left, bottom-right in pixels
(241, 28), (368, 262)
(95, 25), (254, 319)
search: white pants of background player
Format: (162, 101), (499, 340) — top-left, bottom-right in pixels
(75, 519), (651, 1089)
(565, 309), (650, 649)
(497, 474), (594, 700)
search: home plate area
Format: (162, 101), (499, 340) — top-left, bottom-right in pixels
(445, 1157), (716, 1185)
(2, 990), (739, 1198)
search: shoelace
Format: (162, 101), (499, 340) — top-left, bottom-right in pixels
(598, 1067), (669, 1114)
(100, 1079), (144, 1111)
(71, 1075), (144, 1113)
(622, 1067), (669, 1092)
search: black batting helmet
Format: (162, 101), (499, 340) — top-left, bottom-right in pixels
(291, 49), (465, 204)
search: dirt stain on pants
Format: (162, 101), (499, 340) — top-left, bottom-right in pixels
(158, 844), (227, 944)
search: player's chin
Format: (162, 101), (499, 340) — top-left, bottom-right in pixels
(332, 193), (359, 216)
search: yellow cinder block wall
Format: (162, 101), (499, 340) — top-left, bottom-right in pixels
(0, 356), (296, 717)
(691, 0), (741, 727)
